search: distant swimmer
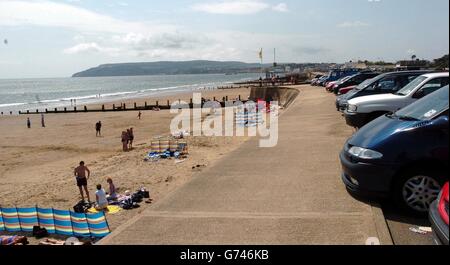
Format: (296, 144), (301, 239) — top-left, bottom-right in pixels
(74, 161), (91, 203)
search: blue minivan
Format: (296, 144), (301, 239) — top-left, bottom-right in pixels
(340, 85), (449, 214)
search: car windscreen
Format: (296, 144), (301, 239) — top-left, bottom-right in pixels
(355, 78), (374, 90)
(395, 76), (427, 96)
(339, 76), (352, 83)
(394, 85), (449, 121)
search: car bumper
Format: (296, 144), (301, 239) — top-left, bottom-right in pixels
(429, 201), (449, 245)
(339, 151), (394, 198)
(344, 111), (369, 128)
(336, 100), (347, 112)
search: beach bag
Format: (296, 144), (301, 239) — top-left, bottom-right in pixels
(73, 201), (90, 213)
(120, 198), (134, 210)
(131, 192), (143, 203)
(33, 226), (48, 239)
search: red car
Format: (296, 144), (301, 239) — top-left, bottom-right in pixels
(338, 85), (356, 95)
(429, 182), (449, 245)
(325, 81), (338, 92)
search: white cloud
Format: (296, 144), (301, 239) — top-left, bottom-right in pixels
(337, 21), (369, 28)
(192, 1), (288, 15)
(0, 0), (163, 34)
(272, 3), (288, 12)
(63, 42), (120, 55)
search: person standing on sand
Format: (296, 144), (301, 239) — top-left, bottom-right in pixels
(41, 113), (45, 128)
(27, 117), (31, 128)
(128, 128), (134, 150)
(74, 161), (91, 203)
(95, 121), (102, 137)
(121, 131), (128, 151)
(137, 111), (142, 120)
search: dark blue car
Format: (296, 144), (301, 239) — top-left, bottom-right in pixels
(340, 85), (449, 214)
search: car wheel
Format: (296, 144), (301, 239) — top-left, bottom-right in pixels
(394, 169), (444, 215)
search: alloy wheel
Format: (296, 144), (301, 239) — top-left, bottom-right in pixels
(402, 175), (441, 212)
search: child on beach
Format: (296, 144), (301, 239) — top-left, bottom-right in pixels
(121, 131), (128, 151)
(137, 111), (142, 120)
(95, 184), (108, 211)
(27, 117), (31, 128)
(106, 177), (117, 201)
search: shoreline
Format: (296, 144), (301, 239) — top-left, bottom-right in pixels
(0, 73), (260, 115)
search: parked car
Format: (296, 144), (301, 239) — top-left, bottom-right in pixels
(335, 70), (433, 112)
(429, 182), (449, 245)
(338, 85), (357, 95)
(333, 72), (380, 94)
(321, 68), (360, 86)
(316, 76), (329, 86)
(310, 74), (323, 85)
(340, 85), (449, 215)
(326, 76), (352, 92)
(344, 72), (449, 128)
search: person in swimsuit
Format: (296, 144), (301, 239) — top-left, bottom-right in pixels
(74, 161), (91, 202)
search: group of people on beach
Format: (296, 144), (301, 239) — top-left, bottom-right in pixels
(74, 161), (117, 210)
(26, 113), (46, 128)
(121, 128), (134, 151)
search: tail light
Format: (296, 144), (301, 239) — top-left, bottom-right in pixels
(438, 182), (449, 225)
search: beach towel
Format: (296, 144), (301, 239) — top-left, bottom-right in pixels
(87, 205), (121, 214)
(0, 236), (29, 245)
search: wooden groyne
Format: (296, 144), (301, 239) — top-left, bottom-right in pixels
(17, 95), (248, 115)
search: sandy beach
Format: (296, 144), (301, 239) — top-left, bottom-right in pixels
(0, 87), (252, 237)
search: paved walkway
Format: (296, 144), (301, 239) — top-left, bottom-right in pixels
(100, 85), (389, 245)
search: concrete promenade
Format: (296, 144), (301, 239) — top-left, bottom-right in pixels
(100, 85), (390, 245)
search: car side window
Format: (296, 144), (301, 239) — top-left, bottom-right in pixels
(416, 77), (450, 97)
(376, 76), (399, 91)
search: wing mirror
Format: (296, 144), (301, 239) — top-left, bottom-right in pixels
(413, 90), (425, 99)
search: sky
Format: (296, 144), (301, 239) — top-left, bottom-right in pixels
(0, 0), (448, 78)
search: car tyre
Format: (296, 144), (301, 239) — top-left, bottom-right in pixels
(393, 168), (445, 216)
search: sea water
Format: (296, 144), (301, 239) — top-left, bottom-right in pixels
(0, 73), (260, 114)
